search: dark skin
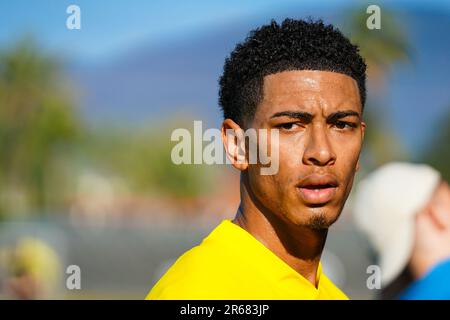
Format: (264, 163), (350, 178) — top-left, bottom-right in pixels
(221, 70), (365, 286)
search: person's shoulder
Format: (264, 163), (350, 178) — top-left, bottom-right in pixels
(319, 273), (349, 300)
(146, 232), (240, 299)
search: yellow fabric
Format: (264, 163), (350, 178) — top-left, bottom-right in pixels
(146, 219), (348, 300)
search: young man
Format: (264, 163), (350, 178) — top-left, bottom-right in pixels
(147, 18), (366, 299)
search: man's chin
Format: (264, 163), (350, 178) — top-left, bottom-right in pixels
(289, 208), (340, 230)
(305, 213), (334, 231)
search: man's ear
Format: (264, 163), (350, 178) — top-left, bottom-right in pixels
(356, 121), (366, 172)
(221, 119), (248, 171)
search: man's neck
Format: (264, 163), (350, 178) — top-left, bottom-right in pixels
(233, 182), (328, 287)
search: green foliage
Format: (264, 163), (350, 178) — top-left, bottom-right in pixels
(343, 7), (411, 73)
(80, 122), (218, 199)
(0, 39), (81, 217)
(341, 7), (412, 169)
(0, 38), (218, 219)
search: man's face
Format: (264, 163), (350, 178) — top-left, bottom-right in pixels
(246, 70), (365, 229)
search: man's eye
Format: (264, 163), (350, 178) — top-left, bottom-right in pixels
(276, 123), (299, 130)
(334, 121), (356, 130)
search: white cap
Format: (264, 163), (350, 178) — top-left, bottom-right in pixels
(352, 162), (441, 286)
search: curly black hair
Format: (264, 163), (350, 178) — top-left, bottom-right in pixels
(218, 18), (367, 125)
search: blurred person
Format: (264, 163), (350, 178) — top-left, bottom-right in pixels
(353, 162), (450, 299)
(147, 18), (367, 299)
(4, 237), (62, 299)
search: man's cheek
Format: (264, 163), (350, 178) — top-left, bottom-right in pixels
(279, 146), (302, 171)
(338, 142), (361, 165)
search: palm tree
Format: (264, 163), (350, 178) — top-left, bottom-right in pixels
(343, 7), (410, 87)
(0, 38), (81, 217)
(341, 6), (411, 168)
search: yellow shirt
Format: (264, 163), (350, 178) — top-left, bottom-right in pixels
(146, 219), (348, 300)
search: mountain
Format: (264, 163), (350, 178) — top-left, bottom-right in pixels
(68, 5), (450, 155)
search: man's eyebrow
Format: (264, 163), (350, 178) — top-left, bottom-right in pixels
(270, 111), (313, 122)
(270, 110), (360, 122)
(327, 110), (360, 122)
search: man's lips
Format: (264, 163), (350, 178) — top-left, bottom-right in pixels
(296, 174), (339, 205)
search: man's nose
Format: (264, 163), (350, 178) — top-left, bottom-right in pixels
(302, 124), (336, 166)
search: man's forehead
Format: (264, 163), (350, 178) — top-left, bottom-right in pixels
(259, 70), (361, 114)
(262, 70), (359, 95)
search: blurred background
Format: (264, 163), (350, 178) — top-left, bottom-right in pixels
(0, 0), (449, 299)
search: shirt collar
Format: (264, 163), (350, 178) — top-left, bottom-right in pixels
(205, 219), (324, 294)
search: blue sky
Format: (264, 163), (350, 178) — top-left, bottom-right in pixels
(1, 0), (308, 60)
(1, 0), (450, 61)
(2, 0), (450, 157)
